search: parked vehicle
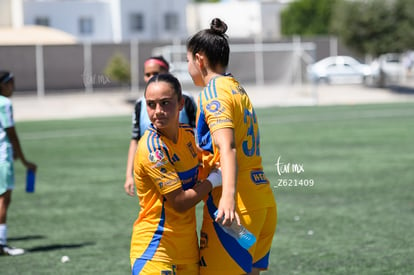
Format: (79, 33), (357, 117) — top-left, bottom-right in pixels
(307, 56), (372, 85)
(370, 53), (404, 87)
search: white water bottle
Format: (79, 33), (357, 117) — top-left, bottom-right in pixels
(214, 210), (256, 250)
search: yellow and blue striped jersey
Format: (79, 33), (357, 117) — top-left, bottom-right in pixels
(130, 123), (200, 264)
(196, 75), (276, 213)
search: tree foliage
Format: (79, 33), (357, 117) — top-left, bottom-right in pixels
(104, 53), (131, 85)
(282, 0), (414, 57)
(281, 0), (337, 36)
(333, 0), (414, 56)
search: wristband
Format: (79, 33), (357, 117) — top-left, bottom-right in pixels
(207, 169), (222, 189)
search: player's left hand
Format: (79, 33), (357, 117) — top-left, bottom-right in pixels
(124, 177), (136, 196)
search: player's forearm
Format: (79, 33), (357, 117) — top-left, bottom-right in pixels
(219, 146), (237, 198)
(126, 140), (138, 177)
(212, 128), (237, 198)
(166, 180), (213, 212)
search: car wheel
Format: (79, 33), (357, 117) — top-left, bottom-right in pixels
(317, 77), (330, 85)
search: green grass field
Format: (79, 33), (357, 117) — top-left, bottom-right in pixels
(2, 102), (414, 274)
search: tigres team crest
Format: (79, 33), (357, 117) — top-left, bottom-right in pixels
(148, 149), (164, 163)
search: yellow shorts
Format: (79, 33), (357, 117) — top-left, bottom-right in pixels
(199, 205), (277, 275)
(131, 258), (199, 275)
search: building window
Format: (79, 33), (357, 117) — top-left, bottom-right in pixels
(164, 12), (178, 32)
(79, 17), (94, 35)
(130, 13), (144, 32)
(35, 16), (50, 27)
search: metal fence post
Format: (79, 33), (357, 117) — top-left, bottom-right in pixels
(254, 35), (264, 86)
(130, 39), (139, 94)
(35, 44), (45, 97)
(83, 41), (93, 93)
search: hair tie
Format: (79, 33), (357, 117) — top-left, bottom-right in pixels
(144, 59), (169, 70)
(0, 73), (13, 84)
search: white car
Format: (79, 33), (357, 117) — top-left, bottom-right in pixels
(307, 56), (372, 85)
(370, 53), (404, 87)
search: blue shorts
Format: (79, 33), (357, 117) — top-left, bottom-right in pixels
(0, 161), (14, 195)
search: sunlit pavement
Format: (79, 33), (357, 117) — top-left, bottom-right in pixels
(12, 81), (414, 122)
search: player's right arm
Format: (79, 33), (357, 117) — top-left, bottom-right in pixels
(163, 169), (221, 213)
(124, 101), (142, 196)
(137, 134), (221, 212)
(211, 127), (238, 226)
(124, 139), (138, 196)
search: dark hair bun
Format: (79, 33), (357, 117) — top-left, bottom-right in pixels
(210, 18), (227, 35)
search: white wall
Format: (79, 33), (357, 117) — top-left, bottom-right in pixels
(0, 0), (12, 27)
(260, 2), (284, 39)
(21, 0), (282, 43)
(187, 1), (284, 40)
(24, 0), (114, 42)
(120, 0), (189, 41)
(187, 2), (261, 39)
(22, 0), (190, 43)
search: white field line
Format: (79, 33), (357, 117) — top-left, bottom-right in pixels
(259, 108), (414, 125)
(20, 107), (414, 140)
(22, 126), (128, 140)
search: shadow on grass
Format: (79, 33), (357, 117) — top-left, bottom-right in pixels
(26, 242), (95, 253)
(8, 235), (46, 242)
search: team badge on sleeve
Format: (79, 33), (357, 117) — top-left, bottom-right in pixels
(206, 100), (225, 116)
(206, 100), (221, 113)
(148, 149), (165, 163)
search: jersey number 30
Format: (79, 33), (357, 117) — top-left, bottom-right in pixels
(243, 108), (260, 157)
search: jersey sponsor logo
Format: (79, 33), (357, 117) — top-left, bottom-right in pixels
(250, 170), (268, 185)
(237, 85), (248, 95)
(231, 85), (247, 95)
(148, 149), (164, 163)
(151, 160), (168, 169)
(158, 177), (179, 189)
(209, 118), (232, 129)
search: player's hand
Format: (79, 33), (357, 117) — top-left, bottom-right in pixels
(24, 161), (37, 172)
(124, 177), (135, 196)
(215, 196), (239, 226)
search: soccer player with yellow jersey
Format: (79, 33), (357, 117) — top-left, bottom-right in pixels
(129, 73), (221, 275)
(186, 18), (277, 275)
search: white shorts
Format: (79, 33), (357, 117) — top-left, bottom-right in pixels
(0, 161), (14, 195)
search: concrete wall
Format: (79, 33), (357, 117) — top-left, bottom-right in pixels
(0, 37), (360, 94)
(0, 41), (174, 93)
